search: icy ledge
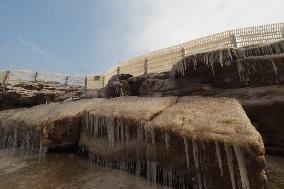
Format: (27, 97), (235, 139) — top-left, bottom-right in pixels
(0, 97), (266, 189)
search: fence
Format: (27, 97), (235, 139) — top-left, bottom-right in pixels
(2, 22), (284, 89)
(104, 22), (284, 85)
(86, 75), (104, 89)
(0, 70), (86, 87)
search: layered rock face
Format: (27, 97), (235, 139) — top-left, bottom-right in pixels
(79, 97), (266, 189)
(0, 96), (267, 188)
(0, 81), (83, 110)
(109, 40), (284, 156)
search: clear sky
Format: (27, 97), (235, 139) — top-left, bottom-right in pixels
(0, 0), (283, 75)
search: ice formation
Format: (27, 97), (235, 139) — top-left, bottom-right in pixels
(192, 139), (203, 189)
(271, 60), (278, 77)
(165, 132), (170, 155)
(215, 141), (224, 177)
(234, 145), (250, 189)
(184, 137), (190, 169)
(225, 144), (236, 189)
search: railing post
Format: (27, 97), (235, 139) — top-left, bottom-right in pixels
(231, 34), (238, 48)
(182, 48), (186, 58)
(144, 57), (148, 77)
(102, 76), (105, 88)
(182, 48), (186, 65)
(117, 67), (120, 74)
(34, 72), (38, 82)
(65, 76), (69, 86)
(84, 77), (87, 90)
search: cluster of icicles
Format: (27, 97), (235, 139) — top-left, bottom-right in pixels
(0, 123), (48, 156)
(239, 40), (284, 58)
(81, 112), (251, 189)
(171, 40), (284, 87)
(171, 49), (237, 77)
(236, 40), (283, 85)
(81, 112), (193, 189)
(236, 60), (279, 85)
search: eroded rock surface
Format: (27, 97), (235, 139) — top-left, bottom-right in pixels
(0, 81), (83, 110)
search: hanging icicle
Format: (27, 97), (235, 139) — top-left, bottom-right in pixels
(184, 137), (190, 169)
(215, 141), (224, 177)
(165, 132), (170, 155)
(234, 145), (250, 189)
(225, 144), (236, 189)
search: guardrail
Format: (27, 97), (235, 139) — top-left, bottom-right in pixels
(104, 22), (284, 85)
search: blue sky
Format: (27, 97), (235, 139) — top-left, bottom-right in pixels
(0, 0), (283, 75)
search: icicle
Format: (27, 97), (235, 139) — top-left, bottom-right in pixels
(234, 145), (250, 189)
(193, 139), (202, 189)
(184, 137), (190, 169)
(151, 128), (155, 146)
(182, 61), (186, 75)
(205, 54), (209, 66)
(215, 141), (224, 177)
(89, 114), (93, 132)
(219, 50), (224, 67)
(271, 60), (278, 76)
(204, 176), (208, 189)
(137, 125), (141, 141)
(85, 113), (89, 132)
(136, 160), (141, 176)
(94, 116), (98, 138)
(237, 61), (244, 82)
(193, 58), (197, 70)
(152, 161), (157, 183)
(125, 124), (129, 146)
(168, 170), (173, 187)
(13, 126), (18, 148)
(225, 144), (236, 189)
(120, 122), (124, 143)
(165, 132), (170, 155)
(179, 62), (184, 76)
(107, 118), (115, 148)
(115, 119), (120, 140)
(146, 144), (151, 181)
(211, 62), (215, 76)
